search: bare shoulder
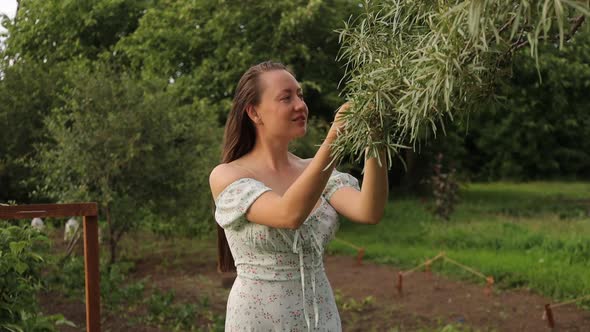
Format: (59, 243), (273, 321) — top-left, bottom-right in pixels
(209, 163), (251, 200)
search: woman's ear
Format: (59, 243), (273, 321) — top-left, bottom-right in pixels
(246, 105), (263, 125)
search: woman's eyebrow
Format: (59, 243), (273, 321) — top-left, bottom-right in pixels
(278, 87), (303, 95)
(275, 88), (304, 100)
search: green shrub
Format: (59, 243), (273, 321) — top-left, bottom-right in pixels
(0, 222), (73, 331)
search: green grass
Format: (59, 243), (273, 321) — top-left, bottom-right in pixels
(329, 181), (590, 304)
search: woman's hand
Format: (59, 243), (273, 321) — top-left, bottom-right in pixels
(328, 102), (351, 139)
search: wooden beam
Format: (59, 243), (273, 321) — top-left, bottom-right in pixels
(83, 215), (101, 332)
(0, 203), (98, 219)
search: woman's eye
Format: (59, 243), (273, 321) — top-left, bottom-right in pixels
(281, 96), (291, 101)
(298, 94), (304, 100)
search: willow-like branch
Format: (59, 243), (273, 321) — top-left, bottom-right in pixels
(335, 0), (590, 167)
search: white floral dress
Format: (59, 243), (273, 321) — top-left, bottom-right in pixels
(214, 169), (360, 332)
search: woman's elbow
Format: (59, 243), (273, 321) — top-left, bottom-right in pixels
(283, 213), (306, 229)
(366, 216), (382, 225)
(365, 210), (385, 224)
(278, 203), (307, 229)
(285, 221), (302, 230)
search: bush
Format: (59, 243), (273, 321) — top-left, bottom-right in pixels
(0, 222), (73, 331)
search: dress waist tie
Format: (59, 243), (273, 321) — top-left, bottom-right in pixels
(292, 229), (320, 331)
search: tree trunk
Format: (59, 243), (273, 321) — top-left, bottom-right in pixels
(388, 149), (431, 195)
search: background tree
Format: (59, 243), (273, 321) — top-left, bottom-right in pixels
(0, 0), (151, 202)
(1, 0), (363, 203)
(31, 63), (220, 263)
(114, 0), (361, 119)
(1, 0), (149, 64)
(463, 25), (590, 180)
(0, 61), (65, 202)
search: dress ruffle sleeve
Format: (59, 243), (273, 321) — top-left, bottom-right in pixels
(323, 169), (360, 201)
(214, 178), (272, 229)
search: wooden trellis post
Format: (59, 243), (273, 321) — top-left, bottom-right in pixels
(0, 203), (100, 332)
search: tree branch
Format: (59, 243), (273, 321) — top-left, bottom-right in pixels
(565, 15), (586, 41)
(498, 16), (516, 35)
(513, 15), (586, 52)
(495, 14), (586, 69)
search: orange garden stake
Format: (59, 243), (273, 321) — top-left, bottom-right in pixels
(397, 272), (403, 295)
(333, 237), (364, 266)
(356, 247), (365, 265)
(484, 276), (494, 296)
(396, 253), (445, 296)
(544, 304), (555, 328)
(542, 294), (590, 327)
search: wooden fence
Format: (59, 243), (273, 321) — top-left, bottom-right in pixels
(0, 203), (101, 332)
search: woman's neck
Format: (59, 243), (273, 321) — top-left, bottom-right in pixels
(247, 136), (294, 173)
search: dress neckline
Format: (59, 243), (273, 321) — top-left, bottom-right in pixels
(215, 177), (327, 219)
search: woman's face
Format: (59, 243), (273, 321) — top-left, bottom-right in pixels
(252, 70), (308, 141)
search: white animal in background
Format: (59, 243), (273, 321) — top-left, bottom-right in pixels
(31, 218), (45, 232)
(64, 217), (80, 242)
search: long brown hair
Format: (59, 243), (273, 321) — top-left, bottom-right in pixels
(217, 61), (288, 272)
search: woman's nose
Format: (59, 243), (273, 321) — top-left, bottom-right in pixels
(294, 97), (307, 112)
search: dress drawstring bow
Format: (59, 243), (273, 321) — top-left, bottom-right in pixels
(292, 229), (321, 331)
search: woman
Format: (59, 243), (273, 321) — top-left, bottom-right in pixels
(209, 61), (388, 331)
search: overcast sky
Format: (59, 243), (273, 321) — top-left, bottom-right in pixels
(0, 1), (18, 35)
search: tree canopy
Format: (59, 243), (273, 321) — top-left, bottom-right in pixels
(1, 0), (590, 241)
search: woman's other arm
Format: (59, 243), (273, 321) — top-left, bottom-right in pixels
(328, 148), (389, 224)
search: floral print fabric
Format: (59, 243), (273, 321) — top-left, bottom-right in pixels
(214, 169), (360, 331)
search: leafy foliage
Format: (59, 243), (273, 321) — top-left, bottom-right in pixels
(0, 222), (73, 331)
(334, 0), (590, 166)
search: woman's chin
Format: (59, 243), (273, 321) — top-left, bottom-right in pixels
(293, 127), (307, 139)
